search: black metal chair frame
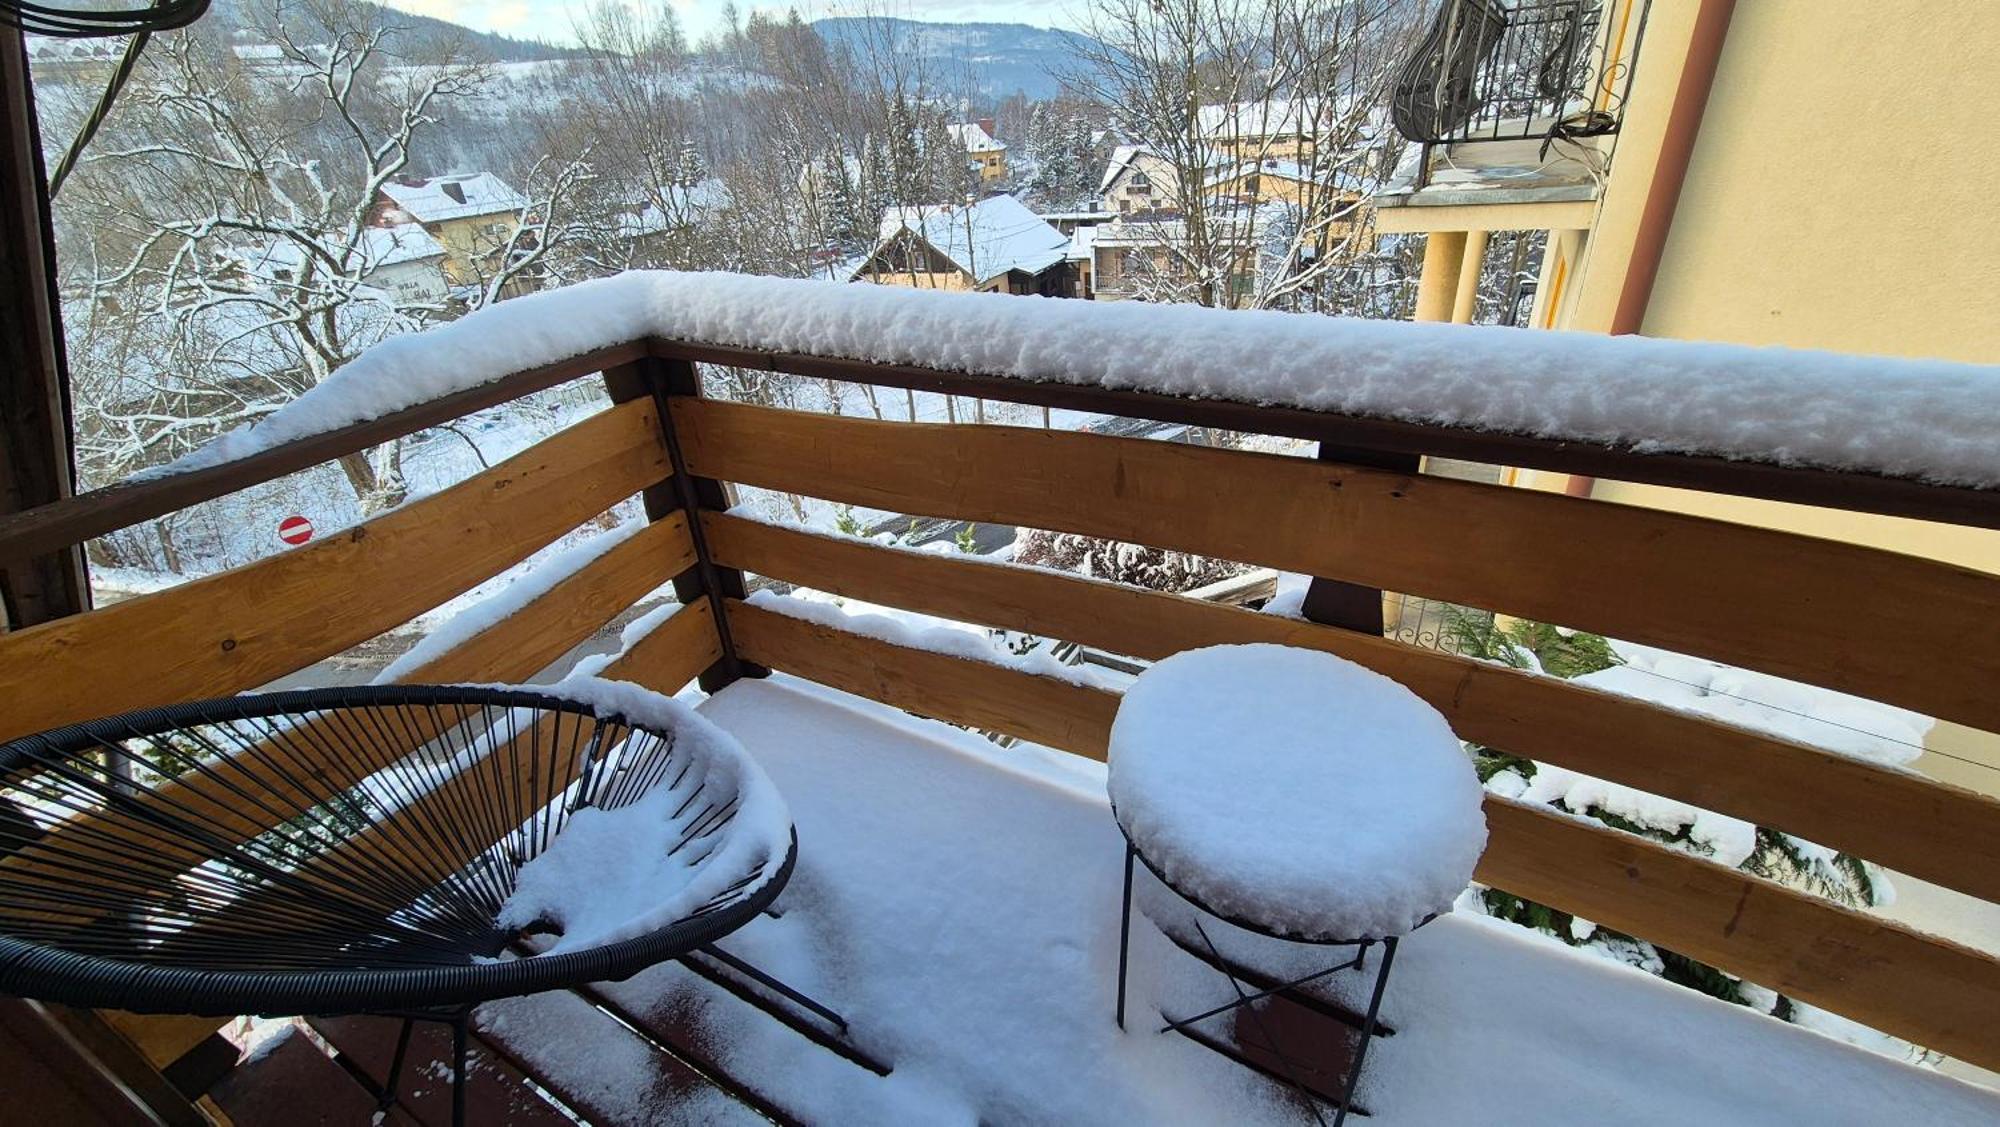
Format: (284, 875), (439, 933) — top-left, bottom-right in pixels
(1113, 823), (1428, 1127)
(0, 685), (837, 1126)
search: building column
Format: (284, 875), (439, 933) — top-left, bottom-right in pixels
(1413, 230), (1467, 321)
(1450, 230), (1490, 324)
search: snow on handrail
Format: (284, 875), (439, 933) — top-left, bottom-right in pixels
(157, 271), (2000, 489)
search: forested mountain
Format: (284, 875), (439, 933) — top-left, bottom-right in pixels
(811, 17), (1099, 98)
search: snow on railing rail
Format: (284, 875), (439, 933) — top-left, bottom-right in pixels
(155, 271), (2000, 489)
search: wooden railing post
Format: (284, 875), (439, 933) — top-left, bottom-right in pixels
(1298, 444), (1422, 634)
(605, 355), (765, 693)
(0, 26), (88, 630)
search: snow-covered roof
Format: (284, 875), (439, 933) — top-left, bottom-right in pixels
(360, 224), (447, 268)
(1067, 225), (1099, 261)
(157, 271), (2000, 491)
(1198, 98), (1325, 141)
(947, 122), (1006, 154)
(865, 196), (1070, 285)
(614, 180), (733, 238)
(1099, 144), (1151, 193)
(379, 173), (527, 224)
(23, 38), (121, 63)
(1089, 213), (1255, 248)
(240, 224), (444, 280)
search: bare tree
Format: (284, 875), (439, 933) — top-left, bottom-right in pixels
(1064, 0), (1419, 310)
(62, 0), (504, 508)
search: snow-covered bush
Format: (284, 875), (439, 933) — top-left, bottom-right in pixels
(1013, 529), (1249, 593)
(1445, 606), (1929, 1059)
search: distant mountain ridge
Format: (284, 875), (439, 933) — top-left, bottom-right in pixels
(810, 17), (1098, 99)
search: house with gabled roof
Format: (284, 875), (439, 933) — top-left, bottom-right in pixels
(373, 172), (530, 288)
(1097, 144), (1181, 216)
(850, 195), (1074, 297)
(947, 120), (1009, 183)
(1197, 98), (1327, 163)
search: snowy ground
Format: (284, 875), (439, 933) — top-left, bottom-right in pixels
(576, 674), (2000, 1126)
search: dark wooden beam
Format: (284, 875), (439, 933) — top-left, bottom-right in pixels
(605, 356), (765, 692)
(1299, 443), (1422, 633)
(0, 26), (88, 629)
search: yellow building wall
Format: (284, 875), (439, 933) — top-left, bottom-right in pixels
(865, 270), (972, 291)
(972, 150), (1007, 182)
(1639, 1), (2000, 361)
(429, 213), (522, 286)
(1214, 135), (1314, 164)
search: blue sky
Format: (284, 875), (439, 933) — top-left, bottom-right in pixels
(380, 0), (1081, 47)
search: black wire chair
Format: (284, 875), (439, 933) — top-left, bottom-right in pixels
(0, 685), (795, 1124)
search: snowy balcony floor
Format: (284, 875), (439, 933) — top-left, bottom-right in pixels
(468, 674), (1999, 1126)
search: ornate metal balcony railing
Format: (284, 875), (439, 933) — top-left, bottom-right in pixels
(1390, 0), (1650, 151)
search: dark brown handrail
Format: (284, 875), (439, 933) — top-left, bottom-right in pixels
(5, 333), (1998, 567)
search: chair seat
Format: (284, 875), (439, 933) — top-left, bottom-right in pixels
(0, 680), (793, 1016)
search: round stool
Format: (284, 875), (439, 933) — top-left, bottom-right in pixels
(1107, 643), (1487, 1124)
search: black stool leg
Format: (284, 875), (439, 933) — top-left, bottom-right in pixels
(1332, 936), (1397, 1127)
(450, 1010), (470, 1127)
(379, 1016), (415, 1115)
(1116, 843), (1136, 1030)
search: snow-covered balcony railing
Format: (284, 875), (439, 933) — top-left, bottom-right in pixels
(1, 272), (1998, 1115)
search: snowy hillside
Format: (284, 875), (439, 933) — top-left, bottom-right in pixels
(811, 17), (1101, 98)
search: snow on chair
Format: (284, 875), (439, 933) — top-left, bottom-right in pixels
(1109, 643), (1488, 1125)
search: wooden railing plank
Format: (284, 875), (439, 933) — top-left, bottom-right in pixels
(706, 514), (2000, 906)
(0, 398), (670, 745)
(728, 601), (1118, 757)
(0, 343), (650, 567)
(723, 598), (2000, 1072)
(652, 339), (2000, 532)
(0, 513), (694, 911)
(0, 425), (687, 927)
(397, 513), (697, 684)
(678, 399), (2000, 735)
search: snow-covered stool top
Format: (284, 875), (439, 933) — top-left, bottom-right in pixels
(1107, 643), (1488, 942)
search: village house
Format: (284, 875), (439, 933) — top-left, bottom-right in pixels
(947, 120), (1009, 184)
(226, 223), (448, 306)
(1208, 158), (1371, 248)
(612, 179), (733, 263)
(1086, 214), (1258, 304)
(850, 195), (1075, 297)
(1097, 144), (1181, 215)
(372, 172), (530, 291)
(349, 225), (450, 305)
(1198, 99), (1324, 164)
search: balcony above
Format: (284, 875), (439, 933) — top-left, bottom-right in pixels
(1378, 0), (1651, 230)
